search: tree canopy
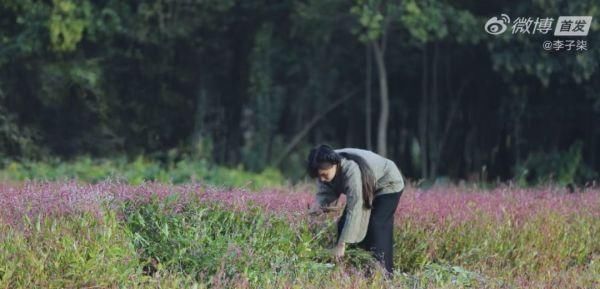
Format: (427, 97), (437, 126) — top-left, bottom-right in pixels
(1, 0), (598, 184)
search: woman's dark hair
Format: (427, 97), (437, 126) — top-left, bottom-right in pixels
(338, 152), (376, 209)
(306, 145), (341, 178)
(307, 145), (376, 209)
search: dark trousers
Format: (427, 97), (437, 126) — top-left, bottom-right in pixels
(337, 191), (402, 274)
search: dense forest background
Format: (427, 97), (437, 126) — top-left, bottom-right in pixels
(0, 0), (598, 185)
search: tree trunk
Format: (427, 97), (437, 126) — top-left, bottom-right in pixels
(372, 40), (389, 157)
(419, 44), (429, 179)
(192, 88), (207, 144)
(591, 123), (597, 177)
(365, 44), (373, 151)
(512, 92), (527, 168)
(345, 96), (352, 146)
(429, 42), (440, 179)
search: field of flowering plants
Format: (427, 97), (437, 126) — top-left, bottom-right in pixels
(0, 181), (598, 289)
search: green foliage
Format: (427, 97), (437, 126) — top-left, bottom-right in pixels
(242, 23), (286, 172)
(350, 0), (388, 43)
(0, 157), (285, 190)
(0, 193), (598, 288)
(0, 0), (598, 183)
(515, 141), (598, 186)
(419, 263), (483, 288)
(292, 0), (346, 45)
(122, 198), (338, 286)
(121, 198), (501, 288)
(0, 211), (139, 288)
(0, 107), (42, 158)
(395, 0), (483, 45)
(0, 0), (50, 60)
(48, 0), (92, 52)
(489, 0), (600, 86)
(395, 211), (598, 282)
(399, 0), (446, 43)
(38, 60), (107, 128)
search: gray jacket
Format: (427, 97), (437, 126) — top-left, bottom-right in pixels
(315, 148), (404, 243)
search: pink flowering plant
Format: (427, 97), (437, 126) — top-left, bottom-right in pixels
(0, 181), (598, 288)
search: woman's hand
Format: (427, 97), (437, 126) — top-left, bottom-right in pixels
(308, 201), (342, 215)
(308, 202), (324, 215)
(322, 205), (342, 213)
(330, 242), (345, 259)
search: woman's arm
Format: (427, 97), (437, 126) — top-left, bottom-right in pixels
(316, 181), (340, 207)
(337, 162), (370, 244)
(309, 181), (341, 215)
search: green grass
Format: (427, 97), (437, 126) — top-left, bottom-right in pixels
(0, 192), (597, 288)
(393, 213), (599, 287)
(0, 211), (139, 288)
(0, 156), (284, 190)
